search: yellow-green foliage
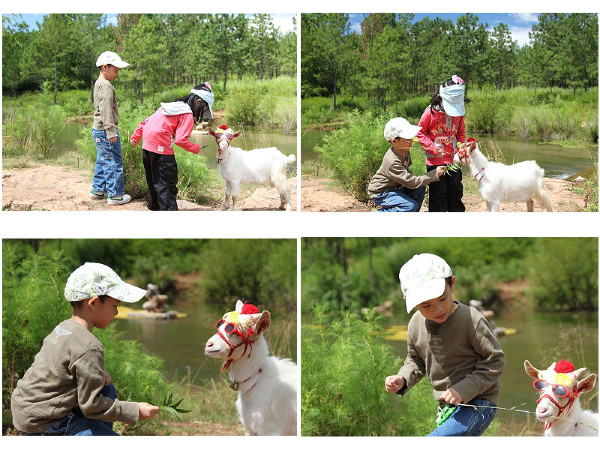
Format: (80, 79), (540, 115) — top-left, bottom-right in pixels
(301, 307), (437, 436)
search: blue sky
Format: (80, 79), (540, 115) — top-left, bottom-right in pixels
(347, 13), (540, 47)
(10, 13), (296, 34)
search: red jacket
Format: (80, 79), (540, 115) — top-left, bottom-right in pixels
(416, 106), (465, 166)
(131, 108), (200, 155)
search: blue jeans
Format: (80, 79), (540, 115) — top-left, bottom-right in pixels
(19, 383), (120, 436)
(372, 186), (426, 212)
(429, 398), (497, 436)
(91, 129), (125, 197)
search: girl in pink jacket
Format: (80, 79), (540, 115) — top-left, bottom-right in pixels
(131, 83), (214, 211)
(417, 75), (466, 212)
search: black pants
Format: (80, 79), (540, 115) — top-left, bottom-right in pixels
(143, 150), (178, 211)
(426, 164), (465, 212)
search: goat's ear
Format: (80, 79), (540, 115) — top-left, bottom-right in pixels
(208, 128), (216, 137)
(577, 373), (596, 394)
(524, 360), (540, 379)
(232, 130), (242, 139)
(235, 300), (244, 313)
(254, 311), (271, 335)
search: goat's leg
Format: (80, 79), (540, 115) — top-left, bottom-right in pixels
(526, 199), (534, 212)
(277, 184), (291, 211)
(486, 201), (493, 212)
(487, 201), (500, 212)
(222, 181), (232, 210)
(231, 182), (241, 211)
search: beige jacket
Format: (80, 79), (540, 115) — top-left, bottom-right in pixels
(368, 148), (439, 197)
(11, 319), (139, 433)
(93, 77), (119, 139)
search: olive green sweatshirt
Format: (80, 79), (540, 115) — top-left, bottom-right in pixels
(11, 319), (139, 433)
(397, 302), (505, 405)
(93, 77), (119, 139)
(367, 148), (439, 197)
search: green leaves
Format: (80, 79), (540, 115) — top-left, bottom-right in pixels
(160, 392), (192, 421)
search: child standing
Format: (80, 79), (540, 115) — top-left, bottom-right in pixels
(368, 117), (446, 212)
(417, 75), (467, 212)
(384, 253), (505, 436)
(130, 83), (214, 211)
(90, 51), (132, 206)
(10, 262), (159, 435)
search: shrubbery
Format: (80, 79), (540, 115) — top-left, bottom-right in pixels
(301, 307), (437, 436)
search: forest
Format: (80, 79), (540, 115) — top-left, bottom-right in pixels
(301, 13), (598, 106)
(3, 13), (296, 101)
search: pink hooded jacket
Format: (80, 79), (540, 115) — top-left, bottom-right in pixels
(131, 107), (200, 155)
(416, 106), (465, 166)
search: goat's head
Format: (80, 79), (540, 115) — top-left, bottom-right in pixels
(205, 300), (271, 369)
(453, 138), (478, 165)
(524, 359), (597, 423)
(209, 125), (242, 161)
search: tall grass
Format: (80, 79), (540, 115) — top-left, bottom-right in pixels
(302, 307), (437, 436)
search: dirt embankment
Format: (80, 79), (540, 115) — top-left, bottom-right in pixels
(2, 163), (297, 211)
(300, 174), (588, 212)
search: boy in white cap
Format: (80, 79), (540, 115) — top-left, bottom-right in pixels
(90, 51), (132, 205)
(384, 254), (505, 436)
(417, 75), (467, 212)
(10, 263), (159, 435)
(368, 117), (446, 212)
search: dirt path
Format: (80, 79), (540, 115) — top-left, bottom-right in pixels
(301, 175), (588, 212)
(2, 162), (297, 211)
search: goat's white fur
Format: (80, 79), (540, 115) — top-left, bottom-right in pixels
(524, 360), (598, 436)
(453, 141), (553, 212)
(209, 128), (295, 211)
(204, 300), (297, 435)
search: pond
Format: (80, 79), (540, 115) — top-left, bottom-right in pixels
(53, 122), (297, 171)
(114, 302), (297, 386)
(301, 129), (595, 179)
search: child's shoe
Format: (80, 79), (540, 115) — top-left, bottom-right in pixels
(107, 194), (132, 205)
(89, 189), (108, 200)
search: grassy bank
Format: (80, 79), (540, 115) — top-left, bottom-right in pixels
(302, 86), (598, 146)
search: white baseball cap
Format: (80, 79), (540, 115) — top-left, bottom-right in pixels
(383, 117), (422, 141)
(64, 262), (146, 303)
(96, 51), (130, 68)
(399, 254), (453, 312)
(439, 84), (465, 117)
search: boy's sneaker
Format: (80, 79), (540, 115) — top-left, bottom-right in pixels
(89, 189), (108, 200)
(107, 194), (132, 206)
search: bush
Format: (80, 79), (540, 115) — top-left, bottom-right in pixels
(301, 307), (437, 436)
(2, 244), (171, 433)
(315, 111), (427, 201)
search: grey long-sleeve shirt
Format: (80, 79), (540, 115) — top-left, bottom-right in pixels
(397, 302), (505, 405)
(92, 77), (119, 139)
(368, 148), (439, 197)
(11, 319), (139, 433)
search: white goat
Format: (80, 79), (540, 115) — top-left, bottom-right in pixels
(209, 127), (295, 211)
(204, 300), (297, 436)
(453, 139), (553, 212)
(524, 359), (598, 436)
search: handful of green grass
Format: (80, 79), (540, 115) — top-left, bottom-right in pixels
(160, 392), (192, 420)
(443, 161), (462, 174)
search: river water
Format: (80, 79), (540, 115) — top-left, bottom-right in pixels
(301, 129), (596, 179)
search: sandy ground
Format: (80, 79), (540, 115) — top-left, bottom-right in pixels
(300, 175), (589, 212)
(2, 163), (297, 211)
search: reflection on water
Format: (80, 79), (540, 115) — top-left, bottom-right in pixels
(114, 304), (297, 385)
(301, 129), (595, 179)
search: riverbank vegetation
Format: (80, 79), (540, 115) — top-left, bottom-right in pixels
(2, 239), (296, 435)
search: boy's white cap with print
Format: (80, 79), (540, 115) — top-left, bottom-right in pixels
(96, 51), (130, 68)
(399, 253), (453, 312)
(439, 84), (465, 117)
(384, 117), (421, 141)
(64, 262), (146, 303)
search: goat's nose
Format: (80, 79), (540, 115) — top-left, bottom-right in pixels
(206, 342), (213, 348)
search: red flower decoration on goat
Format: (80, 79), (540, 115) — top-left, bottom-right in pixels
(241, 303), (259, 315)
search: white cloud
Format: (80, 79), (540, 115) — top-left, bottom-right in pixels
(509, 13), (539, 24)
(510, 26), (533, 46)
(270, 14), (296, 34)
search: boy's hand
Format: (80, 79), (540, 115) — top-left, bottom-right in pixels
(385, 375), (405, 393)
(440, 388), (462, 405)
(109, 136), (118, 143)
(436, 166), (447, 176)
(138, 402), (160, 420)
(104, 372), (111, 386)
